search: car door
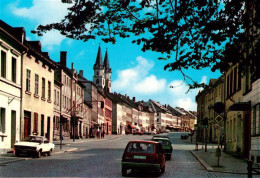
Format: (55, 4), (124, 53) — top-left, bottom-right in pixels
(157, 143), (165, 165)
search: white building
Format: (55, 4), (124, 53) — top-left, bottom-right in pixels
(0, 20), (27, 154)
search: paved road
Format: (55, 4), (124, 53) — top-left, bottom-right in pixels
(0, 132), (246, 177)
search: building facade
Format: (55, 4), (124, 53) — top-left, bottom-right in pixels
(0, 20), (26, 153)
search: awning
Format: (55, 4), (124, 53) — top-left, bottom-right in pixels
(127, 124), (135, 129)
(229, 102), (251, 111)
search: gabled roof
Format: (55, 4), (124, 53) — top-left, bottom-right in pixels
(148, 100), (170, 113)
(0, 20), (27, 52)
(166, 105), (181, 117)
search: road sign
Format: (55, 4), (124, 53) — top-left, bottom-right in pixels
(215, 115), (223, 124)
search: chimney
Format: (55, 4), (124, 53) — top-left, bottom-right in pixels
(60, 51), (67, 67)
(42, 52), (49, 58)
(79, 70), (83, 77)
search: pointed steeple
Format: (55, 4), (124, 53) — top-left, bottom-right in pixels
(93, 44), (103, 69)
(104, 48), (112, 73)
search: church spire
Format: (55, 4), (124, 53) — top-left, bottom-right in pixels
(104, 48), (112, 73)
(93, 44), (103, 69)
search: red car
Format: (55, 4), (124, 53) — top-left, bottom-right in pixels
(121, 140), (166, 176)
(133, 130), (143, 135)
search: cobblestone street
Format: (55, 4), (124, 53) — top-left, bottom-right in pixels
(0, 132), (248, 177)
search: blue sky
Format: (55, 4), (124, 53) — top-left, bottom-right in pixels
(0, 0), (221, 111)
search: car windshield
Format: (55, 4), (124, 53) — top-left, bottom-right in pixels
(127, 142), (154, 153)
(29, 136), (43, 143)
(153, 139), (170, 146)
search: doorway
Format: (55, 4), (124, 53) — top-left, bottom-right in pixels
(11, 110), (16, 147)
(24, 111), (31, 139)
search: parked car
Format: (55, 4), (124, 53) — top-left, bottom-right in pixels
(121, 140), (166, 176)
(181, 134), (189, 140)
(152, 135), (170, 140)
(152, 137), (172, 160)
(14, 135), (55, 158)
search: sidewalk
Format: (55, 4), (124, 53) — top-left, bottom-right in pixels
(0, 134), (121, 165)
(186, 135), (248, 174)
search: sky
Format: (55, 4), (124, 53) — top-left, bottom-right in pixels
(0, 0), (221, 111)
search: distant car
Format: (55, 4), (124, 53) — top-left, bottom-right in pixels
(133, 130), (143, 135)
(165, 129), (170, 133)
(14, 135), (55, 158)
(121, 140), (166, 176)
(152, 137), (172, 160)
(143, 130), (156, 135)
(152, 135), (170, 140)
(181, 134), (189, 140)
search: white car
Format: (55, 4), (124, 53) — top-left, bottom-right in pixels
(14, 135), (55, 158)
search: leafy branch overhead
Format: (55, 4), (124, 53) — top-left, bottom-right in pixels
(32, 0), (260, 88)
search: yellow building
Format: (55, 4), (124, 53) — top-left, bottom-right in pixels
(21, 41), (55, 142)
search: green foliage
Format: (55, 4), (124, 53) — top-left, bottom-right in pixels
(32, 0), (260, 89)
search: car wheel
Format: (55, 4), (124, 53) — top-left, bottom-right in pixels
(36, 150), (42, 158)
(121, 166), (127, 177)
(15, 151), (20, 157)
(167, 155), (171, 160)
(160, 165), (165, 174)
(47, 149), (52, 156)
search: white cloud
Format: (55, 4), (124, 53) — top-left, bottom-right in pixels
(200, 75), (207, 84)
(11, 0), (72, 25)
(112, 56), (205, 111)
(10, 0), (72, 48)
(167, 77), (206, 111)
(133, 75), (166, 94)
(112, 56), (165, 95)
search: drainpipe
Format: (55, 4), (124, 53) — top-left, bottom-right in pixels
(20, 50), (27, 141)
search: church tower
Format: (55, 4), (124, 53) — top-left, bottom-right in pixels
(104, 49), (112, 92)
(93, 45), (105, 90)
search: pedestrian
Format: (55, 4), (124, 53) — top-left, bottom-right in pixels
(96, 129), (100, 139)
(220, 133), (224, 149)
(101, 130), (105, 139)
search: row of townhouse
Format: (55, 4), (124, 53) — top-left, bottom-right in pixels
(196, 65), (260, 163)
(196, 1), (260, 163)
(0, 20), (107, 153)
(0, 19), (196, 154)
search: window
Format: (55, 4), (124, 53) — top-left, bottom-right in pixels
(238, 68), (241, 90)
(42, 78), (45, 98)
(26, 69), (31, 92)
(57, 91), (60, 106)
(96, 79), (99, 85)
(48, 81), (51, 101)
(54, 90), (56, 104)
(226, 74), (230, 98)
(234, 66), (237, 91)
(11, 57), (17, 83)
(0, 108), (6, 133)
(258, 105), (260, 134)
(253, 105), (256, 135)
(35, 74), (39, 95)
(1, 51), (6, 78)
(41, 114), (44, 136)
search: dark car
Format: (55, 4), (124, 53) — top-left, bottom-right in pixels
(152, 135), (170, 140)
(181, 134), (189, 140)
(152, 137), (172, 160)
(121, 140), (166, 176)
